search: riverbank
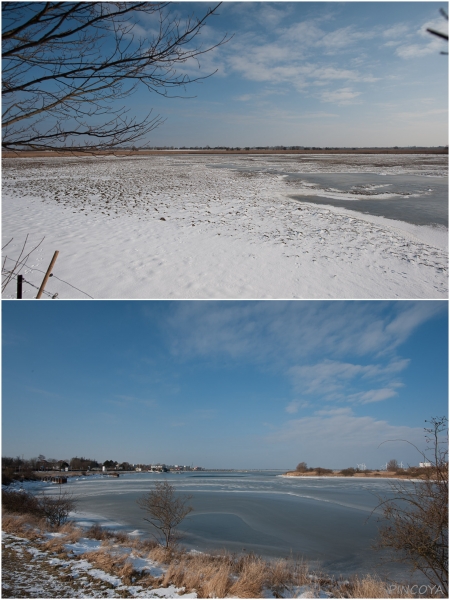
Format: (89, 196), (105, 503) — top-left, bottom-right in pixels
(2, 511), (419, 598)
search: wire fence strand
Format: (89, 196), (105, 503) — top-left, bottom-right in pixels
(3, 270), (55, 298)
(2, 256), (94, 299)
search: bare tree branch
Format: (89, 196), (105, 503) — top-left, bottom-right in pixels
(374, 417), (448, 594)
(2, 2), (231, 152)
(137, 480), (193, 548)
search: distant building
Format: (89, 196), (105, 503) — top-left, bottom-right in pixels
(419, 462), (432, 468)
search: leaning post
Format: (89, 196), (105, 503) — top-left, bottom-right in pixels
(36, 251), (59, 299)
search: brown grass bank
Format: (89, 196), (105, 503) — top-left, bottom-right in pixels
(2, 509), (435, 598)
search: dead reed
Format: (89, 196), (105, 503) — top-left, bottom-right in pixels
(2, 510), (425, 598)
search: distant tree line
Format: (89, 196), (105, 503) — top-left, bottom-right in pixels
(294, 460), (434, 477)
(2, 454), (199, 485)
(1, 454), (136, 485)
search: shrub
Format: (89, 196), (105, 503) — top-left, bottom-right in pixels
(315, 467), (333, 475)
(2, 487), (76, 527)
(2, 489), (42, 517)
(85, 523), (115, 540)
(340, 468), (356, 476)
(375, 417), (448, 596)
(38, 489), (76, 527)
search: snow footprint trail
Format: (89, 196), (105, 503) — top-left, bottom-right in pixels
(2, 154), (447, 299)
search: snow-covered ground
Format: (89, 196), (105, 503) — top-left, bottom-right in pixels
(2, 531), (195, 598)
(2, 530), (330, 598)
(2, 153), (447, 299)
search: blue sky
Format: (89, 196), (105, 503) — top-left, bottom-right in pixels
(129, 1), (449, 147)
(2, 301), (447, 469)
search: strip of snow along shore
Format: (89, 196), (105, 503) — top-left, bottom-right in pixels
(2, 154), (447, 299)
(2, 520), (334, 598)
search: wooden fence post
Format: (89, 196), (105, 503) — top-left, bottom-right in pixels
(36, 251), (59, 299)
(17, 274), (23, 299)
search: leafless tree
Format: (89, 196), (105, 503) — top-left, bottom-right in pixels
(296, 462), (307, 472)
(38, 488), (77, 527)
(137, 480), (193, 548)
(375, 417), (448, 595)
(386, 458), (399, 471)
(2, 2), (229, 152)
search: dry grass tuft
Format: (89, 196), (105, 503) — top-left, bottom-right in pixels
(342, 574), (415, 598)
(200, 561), (232, 598)
(57, 522), (83, 543)
(83, 548), (124, 574)
(117, 560), (137, 586)
(130, 537), (158, 553)
(84, 523), (115, 541)
(113, 531), (133, 545)
(42, 536), (68, 554)
(265, 558), (294, 594)
(160, 554), (232, 598)
(2, 512), (48, 540)
(229, 556), (267, 598)
(139, 573), (163, 589)
(147, 545), (175, 564)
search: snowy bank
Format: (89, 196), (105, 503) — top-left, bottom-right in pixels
(2, 154), (447, 299)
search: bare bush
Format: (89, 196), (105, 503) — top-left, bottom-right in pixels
(85, 523), (115, 541)
(375, 417), (448, 595)
(296, 461), (308, 472)
(38, 489), (76, 527)
(340, 467), (356, 476)
(2, 488), (42, 517)
(137, 480), (193, 548)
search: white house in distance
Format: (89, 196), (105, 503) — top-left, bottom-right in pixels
(419, 462), (432, 467)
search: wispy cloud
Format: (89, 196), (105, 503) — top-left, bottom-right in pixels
(285, 400), (310, 414)
(288, 357), (408, 404)
(320, 87), (361, 105)
(164, 301), (444, 365)
(395, 16), (448, 59)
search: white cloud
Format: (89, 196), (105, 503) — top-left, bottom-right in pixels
(395, 16), (448, 59)
(320, 87), (361, 105)
(163, 302), (444, 366)
(285, 400), (310, 414)
(348, 388), (399, 404)
(288, 357), (409, 404)
(235, 94), (252, 102)
(382, 24), (411, 40)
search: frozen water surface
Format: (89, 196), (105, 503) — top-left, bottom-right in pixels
(38, 471), (416, 580)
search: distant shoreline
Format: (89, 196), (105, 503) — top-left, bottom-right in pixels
(2, 147), (448, 158)
(284, 470), (422, 479)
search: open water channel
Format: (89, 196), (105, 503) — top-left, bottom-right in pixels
(41, 471), (416, 580)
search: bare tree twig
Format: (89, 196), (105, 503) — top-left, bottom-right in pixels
(2, 2), (231, 152)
